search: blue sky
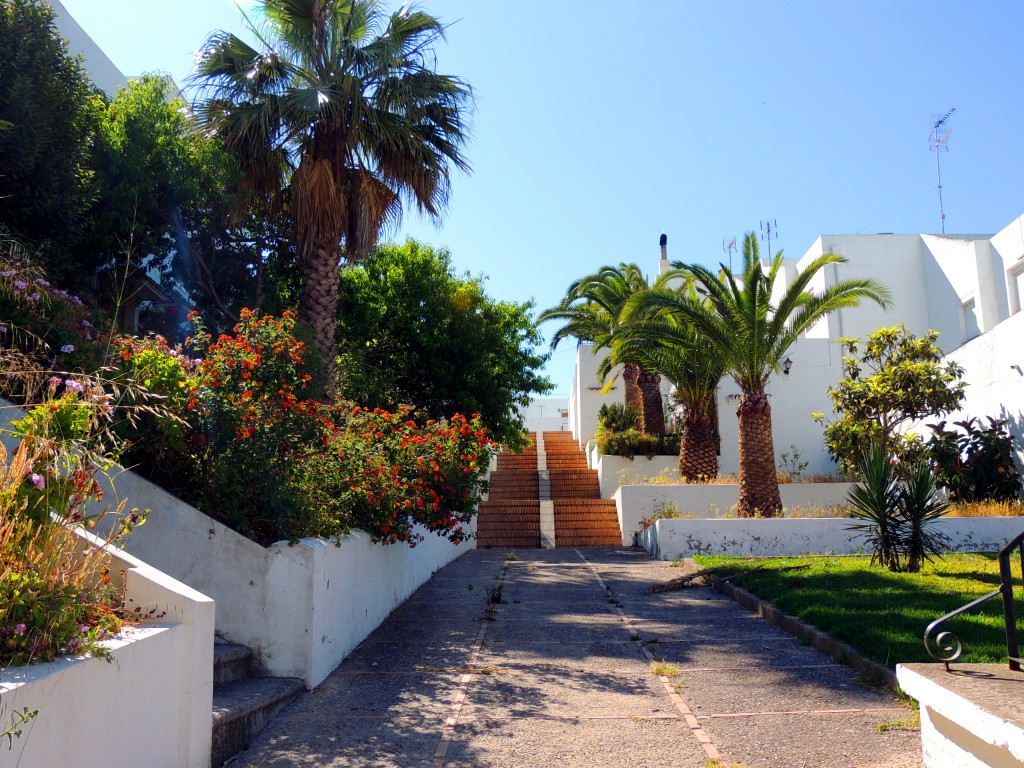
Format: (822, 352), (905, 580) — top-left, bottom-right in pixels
(59, 0), (1024, 396)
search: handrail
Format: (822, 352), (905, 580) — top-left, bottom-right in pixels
(923, 528), (1024, 672)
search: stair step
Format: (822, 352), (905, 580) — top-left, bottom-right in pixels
(213, 643), (253, 687)
(212, 677), (305, 767)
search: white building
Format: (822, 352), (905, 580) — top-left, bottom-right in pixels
(566, 217), (1024, 475)
(47, 0), (129, 97)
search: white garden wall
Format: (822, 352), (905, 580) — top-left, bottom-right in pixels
(0, 528), (214, 768)
(596, 453), (678, 497)
(613, 482), (856, 546)
(639, 516), (1024, 561)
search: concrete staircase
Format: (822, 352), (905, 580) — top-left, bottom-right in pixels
(212, 640), (303, 767)
(476, 432), (622, 548)
(543, 432), (623, 547)
(476, 434), (541, 547)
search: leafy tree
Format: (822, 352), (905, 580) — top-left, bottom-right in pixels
(633, 233), (890, 517)
(335, 240), (552, 449)
(540, 264), (671, 434)
(193, 0), (473, 389)
(0, 0), (102, 277)
(814, 325), (965, 476)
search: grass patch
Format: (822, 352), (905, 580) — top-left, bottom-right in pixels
(694, 553), (1013, 669)
(877, 711), (921, 733)
(650, 662), (680, 677)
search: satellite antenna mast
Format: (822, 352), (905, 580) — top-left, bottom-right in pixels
(760, 219), (778, 257)
(929, 107), (956, 234)
(722, 236), (737, 271)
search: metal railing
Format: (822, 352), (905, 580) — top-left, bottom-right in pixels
(924, 529), (1024, 671)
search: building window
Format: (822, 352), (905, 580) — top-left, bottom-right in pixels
(960, 298), (981, 342)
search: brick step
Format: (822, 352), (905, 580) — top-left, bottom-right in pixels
(478, 500), (540, 508)
(477, 540), (540, 548)
(556, 538), (622, 547)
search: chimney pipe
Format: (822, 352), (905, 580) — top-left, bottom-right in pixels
(659, 233), (668, 262)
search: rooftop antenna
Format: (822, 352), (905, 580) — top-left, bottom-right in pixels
(760, 219), (778, 258)
(722, 236), (737, 272)
(929, 107), (956, 234)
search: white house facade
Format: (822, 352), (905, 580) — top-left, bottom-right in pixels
(566, 216), (1024, 476)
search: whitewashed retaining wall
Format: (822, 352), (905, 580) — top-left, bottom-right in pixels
(596, 454), (678, 497)
(614, 482), (856, 546)
(0, 528), (214, 768)
(639, 516), (1024, 561)
(98, 468), (474, 688)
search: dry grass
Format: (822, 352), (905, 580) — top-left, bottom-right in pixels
(632, 468), (846, 486)
(946, 500), (1023, 517)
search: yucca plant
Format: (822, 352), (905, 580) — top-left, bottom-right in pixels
(900, 460), (950, 573)
(847, 444), (903, 570)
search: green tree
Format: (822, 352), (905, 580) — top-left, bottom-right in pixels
(193, 0), (473, 389)
(814, 325), (965, 476)
(0, 0), (101, 277)
(633, 232), (890, 517)
(335, 240), (552, 448)
(540, 264), (670, 435)
(610, 282), (726, 482)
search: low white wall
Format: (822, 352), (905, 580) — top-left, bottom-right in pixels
(614, 482), (856, 546)
(102, 468), (473, 688)
(1, 528), (215, 768)
(639, 516), (1024, 561)
(596, 453), (678, 497)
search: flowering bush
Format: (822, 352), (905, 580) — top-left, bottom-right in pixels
(0, 232), (108, 384)
(112, 309), (494, 546)
(1, 377), (146, 667)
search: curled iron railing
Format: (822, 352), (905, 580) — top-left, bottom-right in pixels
(924, 529), (1024, 671)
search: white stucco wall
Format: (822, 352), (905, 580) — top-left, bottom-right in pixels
(47, 0), (129, 97)
(639, 515), (1024, 561)
(613, 482), (856, 547)
(1, 528), (214, 768)
(596, 453), (678, 497)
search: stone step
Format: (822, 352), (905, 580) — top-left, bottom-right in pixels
(212, 677), (305, 767)
(213, 642), (252, 687)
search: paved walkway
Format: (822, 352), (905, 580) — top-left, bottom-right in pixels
(230, 548), (923, 768)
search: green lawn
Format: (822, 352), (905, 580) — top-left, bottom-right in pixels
(692, 554), (1016, 669)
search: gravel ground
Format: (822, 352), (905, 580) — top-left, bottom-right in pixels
(228, 547), (923, 768)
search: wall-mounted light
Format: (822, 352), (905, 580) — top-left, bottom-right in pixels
(727, 394), (741, 404)
(782, 357), (793, 377)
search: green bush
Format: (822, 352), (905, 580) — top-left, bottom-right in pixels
(597, 428), (680, 458)
(597, 402), (639, 433)
(927, 417), (1023, 503)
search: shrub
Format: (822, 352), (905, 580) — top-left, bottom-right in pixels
(1, 377), (146, 667)
(598, 428), (680, 458)
(597, 402), (639, 433)
(927, 417), (1023, 503)
(112, 310), (495, 546)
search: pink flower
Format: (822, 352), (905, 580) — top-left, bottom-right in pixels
(60, 344), (75, 354)
(30, 473), (45, 490)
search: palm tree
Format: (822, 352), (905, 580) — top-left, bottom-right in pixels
(610, 284), (726, 482)
(540, 264), (667, 434)
(633, 233), (890, 517)
(192, 0), (472, 388)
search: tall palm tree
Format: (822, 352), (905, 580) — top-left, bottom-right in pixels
(192, 0), (472, 388)
(633, 233), (890, 516)
(540, 264), (667, 434)
(610, 284), (726, 482)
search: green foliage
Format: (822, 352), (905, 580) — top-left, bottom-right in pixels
(113, 310), (494, 546)
(597, 402), (639, 433)
(847, 445), (949, 573)
(816, 325), (966, 476)
(0, 0), (101, 275)
(597, 428), (681, 458)
(927, 417), (1023, 503)
(335, 241), (552, 450)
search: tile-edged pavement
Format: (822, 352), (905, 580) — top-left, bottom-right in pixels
(227, 548), (923, 768)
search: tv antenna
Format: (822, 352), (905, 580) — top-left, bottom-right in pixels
(929, 107), (955, 234)
(722, 236), (737, 271)
(760, 219), (778, 257)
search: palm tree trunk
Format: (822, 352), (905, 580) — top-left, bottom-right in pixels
(736, 387), (783, 517)
(622, 363), (643, 424)
(679, 407), (718, 482)
(637, 368), (665, 435)
(298, 240), (340, 395)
